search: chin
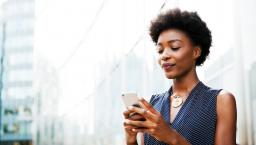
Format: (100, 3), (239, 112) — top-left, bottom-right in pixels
(164, 73), (177, 79)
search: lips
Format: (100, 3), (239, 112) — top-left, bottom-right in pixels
(162, 63), (176, 70)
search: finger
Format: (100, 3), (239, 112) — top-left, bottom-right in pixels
(127, 106), (155, 121)
(132, 128), (157, 137)
(139, 97), (159, 114)
(124, 124), (139, 130)
(125, 119), (150, 128)
(131, 128), (151, 133)
(123, 121), (141, 132)
(123, 110), (134, 119)
(124, 124), (136, 130)
(124, 126), (138, 134)
(137, 102), (158, 121)
(123, 120), (140, 127)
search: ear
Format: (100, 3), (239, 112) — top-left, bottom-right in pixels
(193, 47), (201, 59)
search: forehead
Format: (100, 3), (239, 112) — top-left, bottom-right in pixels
(157, 29), (190, 45)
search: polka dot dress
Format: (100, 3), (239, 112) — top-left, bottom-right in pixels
(144, 81), (222, 145)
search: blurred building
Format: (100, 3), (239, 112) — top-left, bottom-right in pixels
(204, 0), (256, 141)
(0, 0), (34, 145)
(90, 41), (171, 145)
(33, 58), (61, 145)
(249, 62), (256, 144)
(205, 48), (256, 145)
(0, 12), (4, 145)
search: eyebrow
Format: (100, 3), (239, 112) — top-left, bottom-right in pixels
(157, 39), (182, 46)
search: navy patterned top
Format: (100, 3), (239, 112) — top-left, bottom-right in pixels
(144, 81), (222, 145)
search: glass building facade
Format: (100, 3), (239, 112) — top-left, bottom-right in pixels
(0, 0), (34, 145)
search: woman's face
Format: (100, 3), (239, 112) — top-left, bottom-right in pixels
(156, 29), (201, 79)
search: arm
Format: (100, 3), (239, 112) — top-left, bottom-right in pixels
(138, 128), (190, 145)
(127, 142), (138, 145)
(215, 90), (237, 145)
(123, 109), (139, 145)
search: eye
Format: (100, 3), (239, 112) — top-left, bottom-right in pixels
(157, 50), (163, 54)
(156, 48), (164, 54)
(171, 47), (180, 51)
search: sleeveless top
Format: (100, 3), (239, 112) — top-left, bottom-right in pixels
(144, 81), (222, 145)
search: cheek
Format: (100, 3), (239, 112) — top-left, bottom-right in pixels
(178, 48), (193, 60)
(158, 58), (161, 65)
(175, 52), (194, 67)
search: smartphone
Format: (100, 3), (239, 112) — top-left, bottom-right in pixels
(121, 93), (140, 108)
(121, 93), (145, 121)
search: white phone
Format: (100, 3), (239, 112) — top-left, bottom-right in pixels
(121, 93), (140, 108)
(122, 93), (145, 121)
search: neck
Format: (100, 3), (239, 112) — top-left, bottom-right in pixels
(171, 67), (200, 96)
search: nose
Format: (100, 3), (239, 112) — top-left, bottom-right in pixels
(160, 48), (171, 61)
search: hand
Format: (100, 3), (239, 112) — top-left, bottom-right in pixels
(123, 109), (139, 145)
(124, 98), (174, 143)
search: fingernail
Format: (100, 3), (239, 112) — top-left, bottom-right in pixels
(125, 119), (129, 124)
(132, 128), (136, 132)
(128, 106), (133, 110)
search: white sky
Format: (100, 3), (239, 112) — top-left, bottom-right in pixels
(0, 0), (7, 5)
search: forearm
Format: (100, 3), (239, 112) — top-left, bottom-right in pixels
(165, 129), (191, 145)
(126, 141), (138, 145)
(125, 135), (138, 145)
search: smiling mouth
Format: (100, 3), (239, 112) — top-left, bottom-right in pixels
(162, 63), (176, 71)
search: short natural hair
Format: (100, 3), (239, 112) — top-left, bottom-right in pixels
(149, 8), (212, 66)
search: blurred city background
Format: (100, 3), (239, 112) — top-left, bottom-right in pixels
(0, 0), (255, 145)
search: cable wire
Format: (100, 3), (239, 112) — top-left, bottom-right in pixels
(57, 0), (107, 71)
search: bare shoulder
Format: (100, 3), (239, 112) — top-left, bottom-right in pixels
(216, 90), (237, 117)
(217, 90), (236, 106)
(215, 91), (237, 145)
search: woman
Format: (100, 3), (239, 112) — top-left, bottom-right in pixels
(123, 8), (237, 145)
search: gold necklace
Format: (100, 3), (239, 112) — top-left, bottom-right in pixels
(172, 95), (184, 108)
(171, 82), (200, 108)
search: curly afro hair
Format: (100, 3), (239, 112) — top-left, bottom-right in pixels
(149, 8), (212, 66)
